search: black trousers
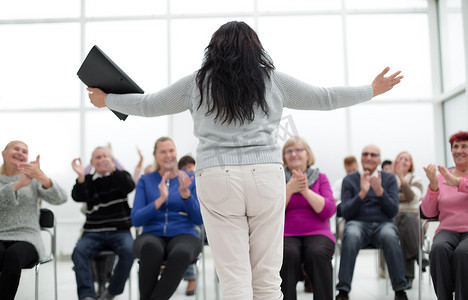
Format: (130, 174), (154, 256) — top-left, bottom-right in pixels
(430, 230), (468, 300)
(396, 212), (419, 279)
(280, 235), (335, 300)
(133, 233), (202, 300)
(0, 240), (39, 300)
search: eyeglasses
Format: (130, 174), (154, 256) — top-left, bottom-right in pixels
(362, 152), (380, 158)
(285, 148), (306, 156)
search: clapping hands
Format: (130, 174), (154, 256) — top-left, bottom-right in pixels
(287, 169), (308, 195)
(18, 155), (52, 189)
(424, 164), (461, 191)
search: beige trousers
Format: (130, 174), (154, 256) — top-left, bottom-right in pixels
(195, 164), (286, 300)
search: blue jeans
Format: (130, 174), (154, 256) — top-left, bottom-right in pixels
(72, 230), (134, 299)
(183, 264), (196, 281)
(337, 220), (406, 293)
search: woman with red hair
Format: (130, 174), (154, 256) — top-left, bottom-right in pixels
(422, 131), (468, 300)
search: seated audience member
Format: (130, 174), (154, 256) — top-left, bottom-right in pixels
(178, 154), (198, 296)
(178, 155), (195, 173)
(280, 136), (336, 300)
(0, 140), (67, 300)
(336, 144), (408, 300)
(86, 146), (141, 293)
(332, 156), (359, 202)
(422, 131), (468, 300)
(131, 137), (203, 300)
(393, 151), (423, 289)
(71, 146), (135, 300)
(382, 160), (393, 173)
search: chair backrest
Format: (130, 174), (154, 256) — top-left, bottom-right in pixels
(39, 208), (56, 264)
(336, 203), (343, 219)
(39, 208), (55, 228)
(419, 205), (439, 221)
(335, 203), (344, 236)
(194, 225), (206, 246)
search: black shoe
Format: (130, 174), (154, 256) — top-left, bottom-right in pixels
(422, 257), (429, 272)
(405, 277), (413, 290)
(395, 290), (408, 300)
(336, 290), (349, 300)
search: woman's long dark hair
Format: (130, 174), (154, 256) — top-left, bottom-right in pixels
(196, 21), (275, 125)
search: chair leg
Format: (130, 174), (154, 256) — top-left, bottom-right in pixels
(376, 250), (389, 295)
(195, 261), (199, 300)
(214, 268), (221, 300)
(418, 220), (423, 300)
(333, 246), (337, 297)
(35, 263), (40, 300)
(128, 269), (132, 300)
(54, 258), (58, 300)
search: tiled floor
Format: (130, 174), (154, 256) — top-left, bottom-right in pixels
(16, 247), (437, 300)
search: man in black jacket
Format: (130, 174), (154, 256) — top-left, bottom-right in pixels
(71, 147), (135, 300)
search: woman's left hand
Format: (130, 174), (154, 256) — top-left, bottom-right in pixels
(87, 87), (107, 108)
(371, 67), (403, 97)
(178, 171), (194, 198)
(438, 165), (461, 187)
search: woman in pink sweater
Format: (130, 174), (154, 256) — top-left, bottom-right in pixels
(280, 136), (336, 300)
(421, 131), (468, 300)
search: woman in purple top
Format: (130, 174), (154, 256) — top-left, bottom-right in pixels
(280, 136), (336, 300)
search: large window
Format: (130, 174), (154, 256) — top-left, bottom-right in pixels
(439, 0), (466, 92)
(1, 0), (442, 255)
(438, 0), (468, 165)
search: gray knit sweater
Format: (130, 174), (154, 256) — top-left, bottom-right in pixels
(0, 175), (67, 260)
(106, 71), (373, 171)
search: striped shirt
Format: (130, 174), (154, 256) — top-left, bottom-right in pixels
(72, 170), (135, 231)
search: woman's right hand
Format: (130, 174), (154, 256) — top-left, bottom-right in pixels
(87, 87), (107, 108)
(423, 164), (439, 191)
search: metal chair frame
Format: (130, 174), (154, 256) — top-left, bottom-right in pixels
(33, 208), (58, 300)
(417, 205), (439, 300)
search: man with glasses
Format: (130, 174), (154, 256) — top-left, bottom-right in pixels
(336, 145), (408, 300)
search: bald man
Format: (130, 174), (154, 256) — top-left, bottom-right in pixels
(336, 145), (408, 300)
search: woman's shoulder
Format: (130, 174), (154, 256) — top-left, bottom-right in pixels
(317, 172), (330, 181)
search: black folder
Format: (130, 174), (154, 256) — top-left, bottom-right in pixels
(77, 45), (144, 121)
